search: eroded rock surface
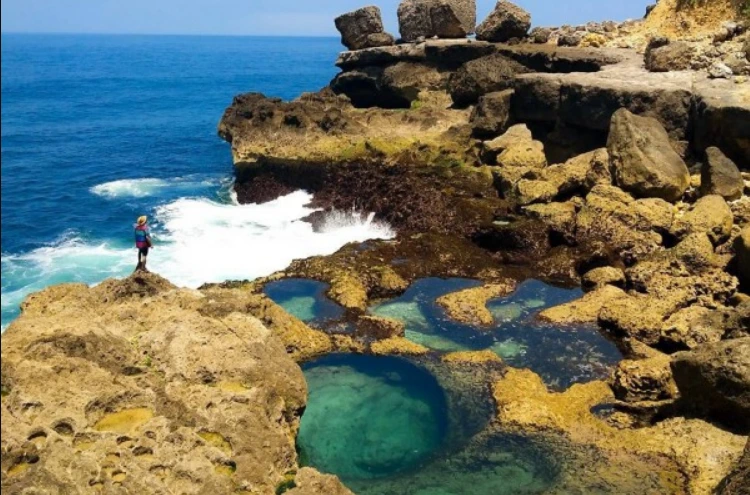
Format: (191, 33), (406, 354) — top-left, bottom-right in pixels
(335, 6), (395, 51)
(0, 273), (331, 494)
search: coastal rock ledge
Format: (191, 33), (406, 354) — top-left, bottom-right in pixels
(0, 273), (351, 495)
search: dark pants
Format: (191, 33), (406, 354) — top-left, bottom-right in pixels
(136, 246), (149, 271)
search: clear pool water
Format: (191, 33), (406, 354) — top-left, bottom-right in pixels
(264, 278), (345, 326)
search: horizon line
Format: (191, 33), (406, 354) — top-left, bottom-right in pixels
(0, 31), (341, 38)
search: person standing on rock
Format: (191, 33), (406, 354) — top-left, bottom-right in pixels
(134, 216), (153, 272)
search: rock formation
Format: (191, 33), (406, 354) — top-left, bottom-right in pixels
(335, 6), (395, 50)
(397, 0), (476, 42)
(607, 108), (690, 202)
(476, 1), (531, 42)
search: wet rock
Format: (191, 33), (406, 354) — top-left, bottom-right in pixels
(356, 315), (405, 340)
(524, 201), (577, 241)
(436, 281), (517, 325)
(469, 89), (513, 139)
(645, 41), (694, 72)
(581, 266), (626, 292)
(475, 1), (531, 43)
(607, 108), (690, 202)
(671, 338), (750, 432)
(448, 53), (530, 106)
(539, 284), (627, 324)
(397, 0), (476, 42)
(672, 195), (733, 245)
(701, 147), (744, 201)
(334, 7), (395, 51)
(370, 337), (430, 355)
(441, 350), (502, 364)
(611, 354), (678, 403)
(286, 467), (354, 495)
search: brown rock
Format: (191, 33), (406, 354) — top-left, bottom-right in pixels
(581, 266), (626, 292)
(539, 285), (628, 324)
(397, 0), (476, 42)
(671, 338), (750, 431)
(611, 354), (678, 403)
(607, 108), (690, 202)
(448, 53), (531, 106)
(476, 1), (531, 42)
(701, 147), (744, 201)
(470, 89), (513, 139)
(436, 281), (517, 325)
(334, 7), (395, 51)
(286, 467), (354, 495)
(736, 226), (750, 287)
(672, 195), (734, 245)
(645, 41), (695, 72)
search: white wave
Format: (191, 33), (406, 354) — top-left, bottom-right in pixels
(90, 175), (220, 199)
(1, 190), (394, 330)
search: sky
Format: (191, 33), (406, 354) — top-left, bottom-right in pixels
(0, 0), (653, 36)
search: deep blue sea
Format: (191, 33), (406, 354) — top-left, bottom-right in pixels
(1, 34), (394, 329)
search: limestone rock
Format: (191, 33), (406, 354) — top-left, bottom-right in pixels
(540, 148), (612, 198)
(539, 285), (627, 324)
(497, 140), (546, 169)
(702, 147), (744, 201)
(671, 338), (750, 431)
(645, 41), (694, 72)
(476, 1), (531, 42)
(334, 7), (395, 51)
(0, 274), (322, 494)
(718, 440), (750, 495)
(436, 281), (517, 326)
(524, 201), (577, 241)
(397, 0), (476, 42)
(611, 354), (678, 403)
(286, 468), (354, 495)
(607, 108), (690, 202)
(672, 195), (733, 245)
(529, 27), (551, 44)
(448, 53), (530, 106)
(660, 305), (731, 351)
(513, 179), (557, 206)
(581, 266), (626, 292)
(557, 32), (584, 47)
(709, 62), (734, 79)
(469, 89), (513, 139)
(356, 315), (405, 340)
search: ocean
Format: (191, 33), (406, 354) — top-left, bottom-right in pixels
(0, 33), (394, 329)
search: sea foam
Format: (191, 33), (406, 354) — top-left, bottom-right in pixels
(1, 190), (394, 330)
(90, 175), (222, 199)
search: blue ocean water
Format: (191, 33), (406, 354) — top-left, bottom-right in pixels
(1, 34), (395, 329)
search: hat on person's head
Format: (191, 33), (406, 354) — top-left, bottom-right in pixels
(137, 216), (148, 226)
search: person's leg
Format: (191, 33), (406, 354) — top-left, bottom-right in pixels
(140, 247), (150, 272)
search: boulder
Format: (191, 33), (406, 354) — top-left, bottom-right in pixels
(701, 147), (744, 201)
(524, 201), (578, 241)
(448, 53), (531, 106)
(672, 195), (733, 245)
(397, 0), (476, 42)
(607, 109), (690, 202)
(557, 32), (585, 47)
(644, 41), (694, 72)
(476, 1), (531, 42)
(611, 354), (678, 403)
(470, 90), (513, 139)
(660, 305), (733, 351)
(334, 6), (395, 51)
(529, 27), (551, 44)
(692, 79), (750, 167)
(671, 338), (750, 431)
(540, 284), (628, 324)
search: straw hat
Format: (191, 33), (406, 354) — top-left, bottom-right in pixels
(137, 216), (148, 226)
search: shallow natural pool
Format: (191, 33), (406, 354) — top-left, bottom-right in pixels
(370, 278), (622, 390)
(297, 354), (448, 481)
(298, 354), (558, 494)
(264, 278), (345, 327)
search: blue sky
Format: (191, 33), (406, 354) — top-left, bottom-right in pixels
(0, 0), (652, 36)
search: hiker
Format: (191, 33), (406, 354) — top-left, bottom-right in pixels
(134, 215), (153, 272)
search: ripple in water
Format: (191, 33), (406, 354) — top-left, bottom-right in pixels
(370, 278), (622, 390)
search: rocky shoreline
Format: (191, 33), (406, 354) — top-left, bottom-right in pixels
(3, 0), (750, 493)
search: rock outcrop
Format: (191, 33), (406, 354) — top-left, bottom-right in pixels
(607, 108), (689, 202)
(0, 273), (335, 494)
(448, 53), (531, 106)
(644, 40), (694, 72)
(671, 338), (750, 431)
(335, 6), (395, 50)
(475, 1), (531, 42)
(397, 0), (476, 42)
(702, 146), (744, 201)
